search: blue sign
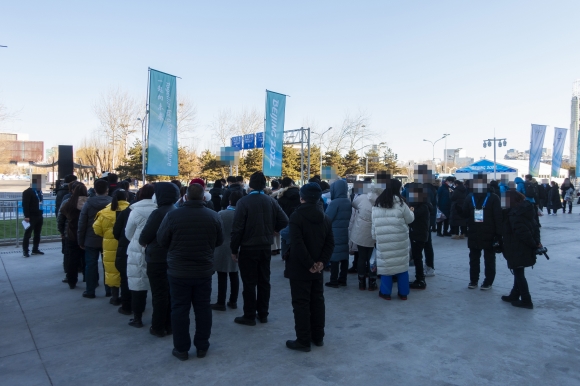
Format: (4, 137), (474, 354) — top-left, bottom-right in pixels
(146, 68), (178, 176)
(231, 136), (243, 150)
(263, 90), (286, 176)
(243, 133), (255, 149)
(256, 132), (264, 148)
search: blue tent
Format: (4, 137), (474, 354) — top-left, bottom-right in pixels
(456, 159), (518, 174)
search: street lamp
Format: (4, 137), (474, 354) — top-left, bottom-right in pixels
(318, 127), (333, 176)
(443, 133), (450, 173)
(423, 134), (449, 167)
(483, 137), (507, 180)
(356, 142), (386, 174)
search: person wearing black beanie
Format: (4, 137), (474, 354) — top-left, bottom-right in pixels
(230, 171), (289, 326)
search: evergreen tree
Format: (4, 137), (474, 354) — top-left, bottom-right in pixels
(362, 149), (382, 174)
(199, 150), (228, 181)
(381, 147), (401, 174)
(324, 150), (345, 177)
(239, 148), (263, 177)
(178, 147), (199, 181)
(343, 149), (363, 175)
(282, 146), (301, 181)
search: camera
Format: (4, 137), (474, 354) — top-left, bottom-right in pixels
(535, 246), (550, 260)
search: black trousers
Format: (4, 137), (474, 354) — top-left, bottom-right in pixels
(290, 278), (325, 347)
(423, 232), (434, 269)
(216, 271), (239, 305)
(62, 238), (67, 272)
(450, 225), (467, 235)
(23, 216), (43, 252)
(131, 290), (148, 315)
(436, 218), (449, 234)
(469, 247), (496, 284)
(66, 239), (83, 285)
(330, 260), (348, 284)
(238, 248), (271, 320)
(512, 267), (531, 302)
(115, 253), (132, 311)
(410, 239), (426, 280)
(356, 246), (376, 279)
(147, 262), (171, 332)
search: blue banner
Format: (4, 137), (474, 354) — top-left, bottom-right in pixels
(256, 132), (264, 148)
(243, 133), (255, 149)
(529, 124), (546, 177)
(577, 129), (580, 178)
(552, 128), (567, 177)
(231, 136), (243, 150)
(146, 69), (178, 176)
(263, 90), (286, 176)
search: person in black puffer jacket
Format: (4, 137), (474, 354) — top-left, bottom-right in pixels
(500, 191), (541, 309)
(277, 177), (301, 218)
(407, 184), (433, 291)
(139, 182), (180, 336)
(157, 183), (223, 360)
(459, 174), (502, 290)
(221, 179), (247, 210)
(284, 183), (334, 352)
(449, 180), (468, 239)
(230, 172), (289, 326)
(209, 180), (223, 212)
(113, 203), (133, 314)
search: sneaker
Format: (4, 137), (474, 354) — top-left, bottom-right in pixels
(211, 303), (226, 311)
(31, 250), (44, 255)
(468, 282), (478, 289)
(197, 349), (208, 358)
(286, 340), (311, 352)
(23, 251), (30, 258)
(378, 292), (391, 300)
(398, 294), (408, 300)
(312, 339), (324, 347)
(234, 316), (256, 326)
(409, 280), (426, 290)
(172, 348), (189, 361)
(118, 307), (133, 315)
(511, 300), (534, 309)
(227, 301), (237, 309)
(82, 292), (96, 299)
(424, 266), (435, 277)
(149, 326), (166, 337)
(480, 283), (493, 291)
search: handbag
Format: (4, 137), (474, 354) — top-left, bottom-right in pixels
(436, 209), (447, 223)
(369, 249), (377, 273)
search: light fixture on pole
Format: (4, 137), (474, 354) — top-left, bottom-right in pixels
(319, 127), (332, 176)
(423, 134), (449, 169)
(443, 133), (450, 173)
(482, 137), (507, 180)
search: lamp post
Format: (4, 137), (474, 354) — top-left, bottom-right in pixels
(356, 142), (386, 174)
(443, 133), (450, 173)
(423, 134), (449, 169)
(483, 137), (507, 180)
(319, 127), (332, 176)
(137, 116), (147, 186)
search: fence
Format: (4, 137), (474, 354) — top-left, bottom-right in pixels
(0, 199), (60, 247)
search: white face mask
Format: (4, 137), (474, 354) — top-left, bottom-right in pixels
(152, 193), (157, 205)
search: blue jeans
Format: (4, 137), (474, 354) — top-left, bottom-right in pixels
(380, 272), (410, 296)
(168, 275), (212, 353)
(84, 247), (101, 296)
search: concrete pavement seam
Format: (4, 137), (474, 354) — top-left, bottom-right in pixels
(0, 254), (54, 385)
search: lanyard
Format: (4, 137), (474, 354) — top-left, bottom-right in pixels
(226, 206), (236, 211)
(34, 190), (41, 201)
(472, 193), (489, 209)
(249, 191), (264, 195)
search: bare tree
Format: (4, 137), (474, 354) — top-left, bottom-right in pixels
(234, 107), (262, 136)
(94, 88), (140, 169)
(177, 95), (198, 142)
(77, 134), (114, 176)
(210, 108), (235, 147)
(326, 110), (373, 153)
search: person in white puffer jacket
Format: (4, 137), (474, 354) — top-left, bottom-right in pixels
(124, 184), (157, 328)
(371, 179), (414, 301)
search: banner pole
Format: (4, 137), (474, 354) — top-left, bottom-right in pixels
(143, 68), (150, 186)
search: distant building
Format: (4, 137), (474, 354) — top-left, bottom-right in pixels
(0, 133), (44, 164)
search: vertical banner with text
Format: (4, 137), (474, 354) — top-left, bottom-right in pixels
(552, 127), (567, 177)
(147, 69), (178, 176)
(529, 124), (546, 177)
(263, 90), (286, 176)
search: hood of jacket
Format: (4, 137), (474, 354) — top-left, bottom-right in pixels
(154, 182), (180, 206)
(209, 187), (223, 195)
(509, 200), (535, 220)
(514, 177), (524, 185)
(76, 196), (88, 211)
(130, 198), (157, 216)
(86, 195), (113, 211)
(330, 179), (348, 200)
(294, 202), (324, 224)
(279, 186), (300, 199)
(453, 184), (467, 194)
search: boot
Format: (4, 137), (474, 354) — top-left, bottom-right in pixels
(358, 275), (366, 291)
(368, 278), (377, 291)
(129, 313), (144, 328)
(501, 288), (520, 303)
(109, 287), (121, 306)
(511, 293), (533, 309)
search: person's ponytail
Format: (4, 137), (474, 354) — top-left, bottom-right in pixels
(111, 189), (128, 211)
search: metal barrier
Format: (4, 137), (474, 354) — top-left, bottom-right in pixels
(0, 199), (60, 247)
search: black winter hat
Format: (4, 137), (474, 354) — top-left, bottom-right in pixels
(300, 182), (322, 201)
(249, 171), (267, 191)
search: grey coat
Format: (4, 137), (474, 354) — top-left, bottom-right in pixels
(213, 209), (239, 273)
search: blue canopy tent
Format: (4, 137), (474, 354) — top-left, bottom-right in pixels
(455, 159), (518, 181)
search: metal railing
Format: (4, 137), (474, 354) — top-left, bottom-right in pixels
(0, 199), (60, 247)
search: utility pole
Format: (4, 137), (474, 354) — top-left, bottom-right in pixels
(483, 137), (507, 180)
(443, 133), (450, 173)
(319, 127), (332, 176)
(423, 134), (449, 170)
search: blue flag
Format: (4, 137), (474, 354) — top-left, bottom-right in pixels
(529, 124), (546, 177)
(146, 69), (178, 176)
(552, 128), (567, 177)
(263, 90), (286, 177)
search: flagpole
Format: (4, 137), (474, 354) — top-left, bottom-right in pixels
(142, 68), (150, 185)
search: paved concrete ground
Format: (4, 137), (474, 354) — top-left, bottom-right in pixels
(1, 213), (579, 386)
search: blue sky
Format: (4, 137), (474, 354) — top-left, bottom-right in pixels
(1, 0), (579, 162)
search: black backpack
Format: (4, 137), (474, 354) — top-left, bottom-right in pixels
(523, 181), (537, 200)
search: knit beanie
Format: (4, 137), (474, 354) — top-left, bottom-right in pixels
(189, 178), (205, 188)
(300, 182), (322, 202)
(249, 171), (266, 191)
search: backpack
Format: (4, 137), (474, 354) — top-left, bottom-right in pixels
(523, 181), (538, 200)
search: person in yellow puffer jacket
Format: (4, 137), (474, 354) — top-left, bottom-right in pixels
(93, 189), (130, 306)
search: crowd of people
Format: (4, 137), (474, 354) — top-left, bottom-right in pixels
(18, 167), (565, 360)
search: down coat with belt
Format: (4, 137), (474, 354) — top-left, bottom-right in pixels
(349, 193), (375, 248)
(371, 196), (414, 276)
(125, 199), (157, 291)
(93, 200), (130, 287)
(501, 201), (540, 269)
(325, 180), (352, 262)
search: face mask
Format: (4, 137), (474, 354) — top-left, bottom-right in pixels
(152, 193), (157, 205)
